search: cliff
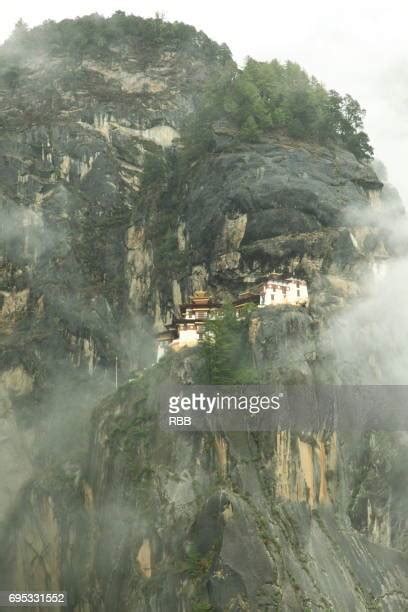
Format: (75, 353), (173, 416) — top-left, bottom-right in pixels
(1, 14), (408, 612)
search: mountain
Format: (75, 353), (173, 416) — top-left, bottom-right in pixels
(1, 13), (408, 611)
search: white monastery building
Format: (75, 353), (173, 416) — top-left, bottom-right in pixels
(156, 291), (220, 361)
(259, 275), (308, 307)
(156, 275), (308, 361)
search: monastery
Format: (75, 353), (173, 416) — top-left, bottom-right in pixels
(156, 275), (308, 361)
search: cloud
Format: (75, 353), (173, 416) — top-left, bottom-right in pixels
(326, 179), (408, 384)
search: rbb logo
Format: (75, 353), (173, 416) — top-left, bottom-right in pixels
(169, 416), (191, 427)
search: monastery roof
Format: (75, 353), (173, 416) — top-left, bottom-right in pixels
(180, 296), (221, 309)
(173, 317), (211, 324)
(258, 276), (305, 289)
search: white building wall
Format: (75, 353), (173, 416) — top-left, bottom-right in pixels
(173, 326), (200, 348)
(259, 279), (308, 307)
(157, 342), (167, 362)
(285, 279), (308, 304)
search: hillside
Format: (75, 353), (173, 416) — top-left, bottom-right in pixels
(0, 13), (408, 611)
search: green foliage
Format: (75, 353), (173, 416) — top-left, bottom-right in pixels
(192, 604), (214, 612)
(1, 12), (232, 66)
(141, 148), (179, 191)
(1, 64), (23, 90)
(240, 115), (262, 142)
(180, 109), (217, 167)
(200, 304), (259, 384)
(140, 148), (189, 295)
(10, 19), (29, 42)
(182, 58), (373, 161)
(183, 546), (213, 578)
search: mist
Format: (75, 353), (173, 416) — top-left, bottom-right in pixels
(326, 163), (408, 384)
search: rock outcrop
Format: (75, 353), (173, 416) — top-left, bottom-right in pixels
(1, 14), (408, 612)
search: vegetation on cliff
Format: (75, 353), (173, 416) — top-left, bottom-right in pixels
(200, 304), (258, 384)
(1, 13), (372, 163)
(1, 12), (232, 64)
(2, 11), (406, 609)
(183, 58), (373, 161)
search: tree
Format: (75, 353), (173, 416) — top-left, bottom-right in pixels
(344, 131), (374, 161)
(2, 65), (23, 91)
(240, 115), (260, 142)
(342, 94), (365, 132)
(200, 304), (258, 384)
(11, 19), (29, 42)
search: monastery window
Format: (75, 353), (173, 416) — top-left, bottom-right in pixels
(297, 290), (300, 297)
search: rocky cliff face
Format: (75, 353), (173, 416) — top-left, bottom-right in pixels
(0, 18), (232, 550)
(1, 14), (408, 612)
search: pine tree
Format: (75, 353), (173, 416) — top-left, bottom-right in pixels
(200, 304), (258, 384)
(11, 18), (29, 41)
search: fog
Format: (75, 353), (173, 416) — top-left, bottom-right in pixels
(325, 166), (408, 385)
